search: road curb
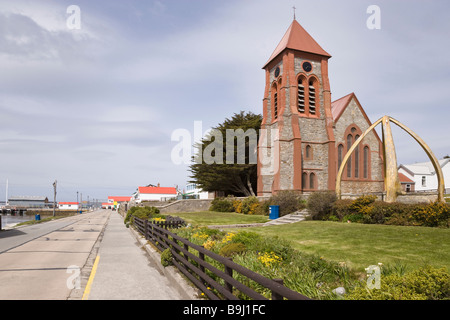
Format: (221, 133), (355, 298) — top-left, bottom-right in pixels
(128, 224), (200, 300)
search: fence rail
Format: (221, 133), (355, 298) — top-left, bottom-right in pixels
(133, 216), (310, 300)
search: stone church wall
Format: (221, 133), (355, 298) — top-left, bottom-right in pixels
(334, 98), (384, 194)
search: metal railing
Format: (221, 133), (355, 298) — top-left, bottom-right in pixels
(132, 216), (310, 300)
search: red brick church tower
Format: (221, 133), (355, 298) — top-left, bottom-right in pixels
(257, 19), (384, 196)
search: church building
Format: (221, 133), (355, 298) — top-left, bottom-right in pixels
(257, 19), (384, 196)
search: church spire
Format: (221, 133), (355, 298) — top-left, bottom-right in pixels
(263, 19), (331, 68)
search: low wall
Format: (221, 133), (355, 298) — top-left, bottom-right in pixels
(341, 192), (438, 203)
(142, 199), (214, 213)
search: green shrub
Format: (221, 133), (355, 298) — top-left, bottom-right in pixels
(253, 199), (274, 216)
(307, 191), (337, 220)
(230, 231), (263, 246)
(270, 191), (302, 217)
(161, 248), (173, 267)
(331, 197), (450, 228)
(219, 242), (247, 257)
(124, 206), (160, 224)
(347, 265), (450, 300)
(209, 197), (235, 212)
(333, 199), (353, 220)
(412, 201), (450, 227)
(240, 196), (260, 215)
(343, 213), (364, 223)
(348, 195), (377, 211)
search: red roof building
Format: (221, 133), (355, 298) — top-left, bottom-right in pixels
(134, 185), (178, 203)
(108, 196), (131, 203)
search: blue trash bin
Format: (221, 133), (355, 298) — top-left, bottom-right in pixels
(269, 205), (280, 220)
(35, 214), (41, 221)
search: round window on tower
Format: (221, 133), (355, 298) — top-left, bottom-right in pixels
(302, 61), (312, 72)
(274, 66), (280, 77)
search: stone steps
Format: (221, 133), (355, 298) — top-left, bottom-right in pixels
(263, 209), (310, 226)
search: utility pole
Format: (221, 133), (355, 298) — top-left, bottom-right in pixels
(53, 180), (57, 217)
(5, 179), (8, 206)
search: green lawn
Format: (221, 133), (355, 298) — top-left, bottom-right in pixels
(173, 211), (269, 226)
(171, 211), (450, 273)
(232, 221), (450, 272)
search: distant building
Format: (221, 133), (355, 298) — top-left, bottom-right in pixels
(108, 196), (131, 203)
(59, 202), (79, 210)
(184, 183), (210, 199)
(107, 196), (131, 210)
(398, 173), (415, 193)
(398, 158), (450, 193)
(102, 202), (114, 209)
(133, 185), (178, 203)
(8, 196), (49, 208)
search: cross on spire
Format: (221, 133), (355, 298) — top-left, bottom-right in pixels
(293, 6), (296, 20)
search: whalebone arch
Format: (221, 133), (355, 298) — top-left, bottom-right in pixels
(336, 116), (445, 203)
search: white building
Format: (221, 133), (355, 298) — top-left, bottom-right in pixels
(184, 183), (210, 199)
(133, 186), (178, 203)
(398, 158), (450, 193)
(58, 202), (79, 210)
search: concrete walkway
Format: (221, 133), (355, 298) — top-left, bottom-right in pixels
(263, 209), (310, 226)
(85, 211), (182, 300)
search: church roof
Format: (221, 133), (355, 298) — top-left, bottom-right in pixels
(263, 19), (331, 68)
(331, 92), (354, 121)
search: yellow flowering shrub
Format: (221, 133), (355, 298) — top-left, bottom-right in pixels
(233, 200), (243, 213)
(222, 232), (236, 244)
(192, 232), (209, 241)
(203, 239), (216, 250)
(257, 251), (283, 267)
(412, 201), (449, 227)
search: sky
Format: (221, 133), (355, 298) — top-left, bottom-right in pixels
(0, 0), (449, 202)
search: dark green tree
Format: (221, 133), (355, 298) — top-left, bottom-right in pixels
(189, 111), (262, 196)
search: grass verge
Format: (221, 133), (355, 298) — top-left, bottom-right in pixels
(231, 221), (450, 272)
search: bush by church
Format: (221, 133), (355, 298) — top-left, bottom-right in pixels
(209, 191), (306, 217)
(309, 194), (449, 228)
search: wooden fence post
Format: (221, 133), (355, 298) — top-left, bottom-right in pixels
(225, 258), (233, 293)
(199, 246), (206, 285)
(144, 219), (148, 240)
(271, 278), (284, 300)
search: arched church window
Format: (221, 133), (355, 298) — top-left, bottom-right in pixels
(364, 146), (370, 179)
(309, 172), (316, 190)
(354, 135), (360, 178)
(305, 145), (312, 160)
(298, 77), (305, 113)
(308, 79), (317, 115)
(347, 134), (353, 178)
(338, 144), (344, 170)
(274, 92), (278, 119)
(272, 83), (278, 120)
(302, 172), (308, 189)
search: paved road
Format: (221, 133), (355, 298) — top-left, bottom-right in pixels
(85, 211), (182, 300)
(0, 210), (110, 299)
(0, 209), (183, 300)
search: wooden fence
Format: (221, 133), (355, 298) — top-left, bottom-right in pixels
(133, 216), (310, 300)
